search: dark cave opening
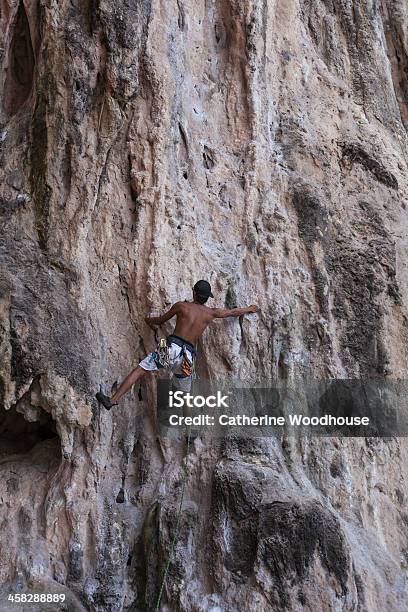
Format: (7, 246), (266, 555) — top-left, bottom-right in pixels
(0, 401), (59, 458)
(3, 1), (35, 116)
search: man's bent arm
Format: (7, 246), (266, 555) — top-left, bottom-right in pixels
(145, 302), (181, 326)
(211, 305), (260, 319)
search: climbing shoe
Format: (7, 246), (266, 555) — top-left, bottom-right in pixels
(96, 391), (117, 411)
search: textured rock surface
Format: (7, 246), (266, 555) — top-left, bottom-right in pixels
(1, 0), (408, 610)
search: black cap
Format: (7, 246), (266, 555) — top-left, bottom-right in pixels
(193, 280), (214, 298)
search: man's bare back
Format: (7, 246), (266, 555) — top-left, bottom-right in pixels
(146, 300), (260, 345)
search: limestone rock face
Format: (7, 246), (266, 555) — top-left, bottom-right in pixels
(1, 1), (408, 610)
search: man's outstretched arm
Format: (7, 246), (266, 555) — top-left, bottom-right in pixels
(211, 304), (260, 319)
(145, 302), (181, 327)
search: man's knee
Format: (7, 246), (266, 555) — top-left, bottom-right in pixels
(137, 367), (152, 378)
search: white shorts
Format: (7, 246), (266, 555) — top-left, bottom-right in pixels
(139, 340), (194, 392)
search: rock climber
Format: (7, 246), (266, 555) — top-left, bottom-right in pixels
(96, 280), (260, 410)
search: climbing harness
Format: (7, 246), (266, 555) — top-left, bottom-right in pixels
(154, 429), (192, 612)
(156, 336), (196, 374)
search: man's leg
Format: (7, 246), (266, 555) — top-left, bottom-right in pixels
(96, 366), (151, 410)
(111, 366), (150, 404)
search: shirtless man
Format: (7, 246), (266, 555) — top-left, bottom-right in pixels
(96, 280), (260, 410)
